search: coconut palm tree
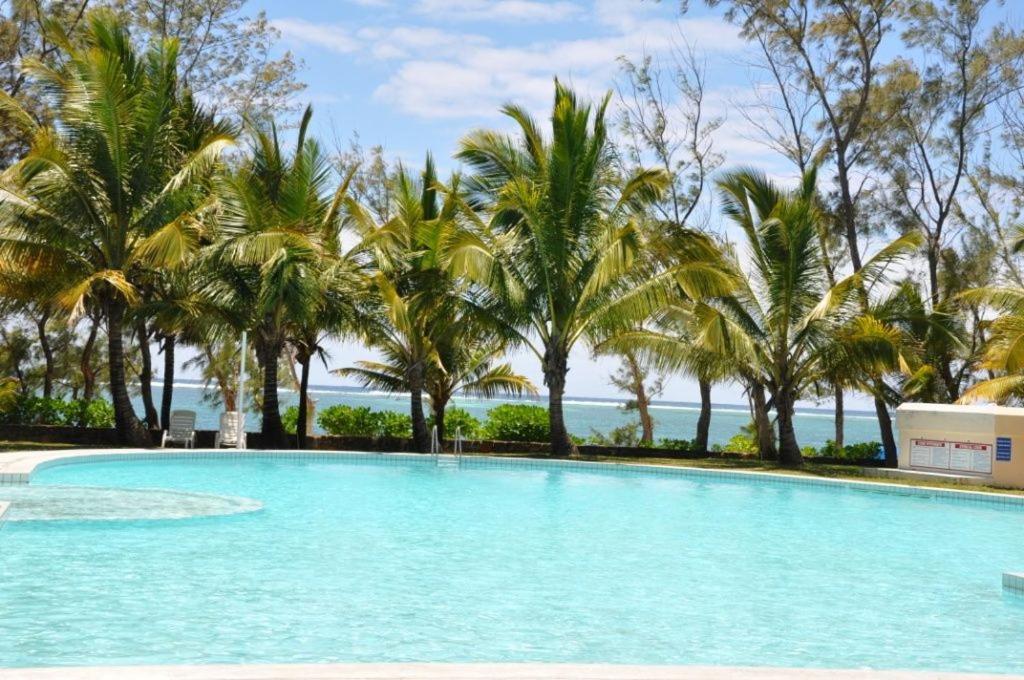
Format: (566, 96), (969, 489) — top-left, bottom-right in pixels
(343, 156), (476, 451)
(338, 312), (536, 443)
(205, 106), (346, 448)
(705, 168), (919, 465)
(453, 81), (732, 456)
(0, 13), (232, 445)
(957, 286), (1024, 404)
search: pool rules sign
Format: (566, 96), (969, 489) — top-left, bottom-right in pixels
(909, 438), (993, 475)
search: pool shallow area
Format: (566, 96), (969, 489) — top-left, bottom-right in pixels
(1, 454), (1024, 673)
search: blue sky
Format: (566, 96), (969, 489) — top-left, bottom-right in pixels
(198, 0), (854, 408)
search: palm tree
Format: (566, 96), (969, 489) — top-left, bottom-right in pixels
(957, 286), (1024, 404)
(343, 156), (472, 451)
(339, 313), (536, 443)
(206, 106), (346, 448)
(705, 168), (919, 465)
(453, 81), (731, 456)
(0, 13), (232, 445)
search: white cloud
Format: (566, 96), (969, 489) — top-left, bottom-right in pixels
(272, 18), (360, 54)
(415, 0), (581, 23)
(356, 26), (491, 60)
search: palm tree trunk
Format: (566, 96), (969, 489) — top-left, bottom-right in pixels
(775, 388), (802, 467)
(297, 353), (311, 449)
(106, 298), (150, 446)
(875, 396), (897, 467)
(160, 334), (175, 430)
(81, 316), (99, 401)
(433, 397), (447, 445)
(834, 385), (845, 452)
(259, 333), (288, 449)
(544, 344), (576, 457)
(136, 321), (159, 429)
(695, 378), (712, 453)
(750, 381), (777, 461)
(408, 361), (430, 452)
(35, 310), (54, 399)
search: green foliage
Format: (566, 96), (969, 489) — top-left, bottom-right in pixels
(481, 404), (550, 443)
(657, 437), (700, 451)
(713, 432), (759, 455)
(427, 407), (482, 439)
(282, 406), (299, 435)
(0, 395), (114, 428)
(810, 440), (883, 463)
(588, 423), (641, 447)
(317, 405), (412, 438)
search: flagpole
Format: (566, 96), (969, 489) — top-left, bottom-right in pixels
(236, 331), (247, 450)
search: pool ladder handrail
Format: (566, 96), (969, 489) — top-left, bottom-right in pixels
(432, 425), (462, 466)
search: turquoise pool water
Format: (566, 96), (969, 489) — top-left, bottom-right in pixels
(2, 455), (1024, 671)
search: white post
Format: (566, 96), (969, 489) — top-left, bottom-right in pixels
(236, 331), (247, 450)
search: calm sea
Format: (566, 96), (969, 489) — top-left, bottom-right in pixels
(137, 381), (882, 449)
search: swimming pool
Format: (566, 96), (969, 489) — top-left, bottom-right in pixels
(1, 453), (1023, 672)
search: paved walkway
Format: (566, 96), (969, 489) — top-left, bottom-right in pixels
(0, 665), (1021, 679)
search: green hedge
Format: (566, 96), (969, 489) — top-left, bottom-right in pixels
(481, 403), (550, 442)
(317, 404), (412, 438)
(0, 395), (115, 428)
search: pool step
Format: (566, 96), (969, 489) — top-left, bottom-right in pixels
(435, 454), (461, 467)
(1004, 572), (1024, 594)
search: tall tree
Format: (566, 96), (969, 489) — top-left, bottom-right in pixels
(207, 106), (337, 448)
(454, 81), (731, 456)
(0, 11), (232, 445)
(112, 0), (304, 120)
(617, 42), (723, 450)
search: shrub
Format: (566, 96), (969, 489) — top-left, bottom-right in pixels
(317, 404), (412, 438)
(658, 437), (700, 452)
(481, 403), (550, 442)
(282, 405), (299, 435)
(713, 432), (758, 455)
(811, 439), (882, 462)
(427, 407), (482, 439)
(0, 395), (115, 428)
(588, 423), (640, 447)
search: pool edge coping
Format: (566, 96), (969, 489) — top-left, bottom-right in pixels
(3, 447), (1024, 509)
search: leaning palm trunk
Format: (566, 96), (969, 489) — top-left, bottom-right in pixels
(750, 381), (777, 461)
(136, 322), (159, 429)
(36, 312), (54, 399)
(107, 299), (151, 446)
(408, 362), (430, 452)
(775, 387), (802, 466)
(81, 317), (99, 402)
(875, 396), (897, 466)
(544, 345), (576, 457)
(259, 334), (288, 449)
(296, 354), (312, 449)
(160, 334), (175, 430)
(695, 379), (712, 453)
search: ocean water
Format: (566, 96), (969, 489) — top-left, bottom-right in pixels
(1, 455), (1022, 671)
(136, 381), (881, 449)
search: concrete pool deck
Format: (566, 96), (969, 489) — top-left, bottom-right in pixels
(0, 665), (1023, 680)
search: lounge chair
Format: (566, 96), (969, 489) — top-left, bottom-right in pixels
(214, 411), (246, 449)
(161, 410), (197, 448)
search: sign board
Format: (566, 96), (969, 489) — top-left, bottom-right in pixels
(909, 438), (993, 475)
(910, 439), (949, 469)
(997, 437), (1012, 462)
(950, 442), (992, 474)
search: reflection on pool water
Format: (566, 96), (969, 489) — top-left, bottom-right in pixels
(1, 455), (1023, 672)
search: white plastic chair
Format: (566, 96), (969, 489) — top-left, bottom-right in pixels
(161, 410), (196, 448)
(214, 411), (246, 449)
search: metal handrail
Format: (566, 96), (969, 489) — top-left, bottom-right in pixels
(454, 427), (463, 456)
(430, 425), (441, 455)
